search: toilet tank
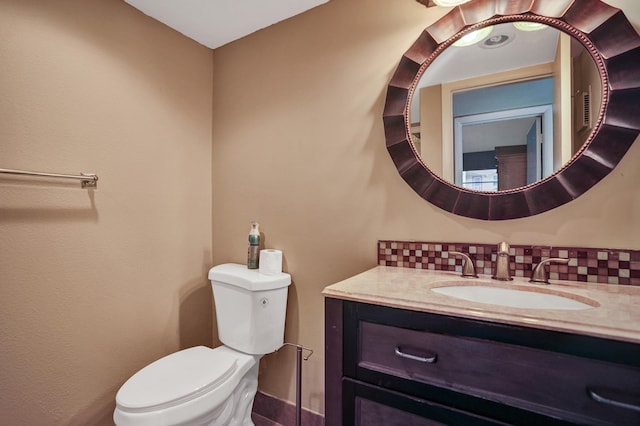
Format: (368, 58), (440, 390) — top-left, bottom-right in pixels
(208, 263), (291, 355)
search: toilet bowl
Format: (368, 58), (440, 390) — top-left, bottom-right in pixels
(114, 264), (291, 426)
(114, 346), (258, 426)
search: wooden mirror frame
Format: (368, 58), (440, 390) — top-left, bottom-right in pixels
(383, 0), (640, 220)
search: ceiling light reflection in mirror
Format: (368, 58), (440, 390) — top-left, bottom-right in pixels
(453, 26), (493, 47)
(432, 0), (471, 6)
(409, 21), (602, 192)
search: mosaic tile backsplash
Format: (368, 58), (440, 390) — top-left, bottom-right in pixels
(378, 240), (640, 286)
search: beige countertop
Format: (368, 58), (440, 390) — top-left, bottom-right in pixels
(322, 266), (640, 344)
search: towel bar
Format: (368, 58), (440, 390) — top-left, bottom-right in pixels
(0, 168), (98, 188)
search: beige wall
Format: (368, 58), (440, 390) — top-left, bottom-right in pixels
(212, 0), (640, 416)
(2, 0), (639, 424)
(420, 85), (443, 175)
(0, 0), (213, 424)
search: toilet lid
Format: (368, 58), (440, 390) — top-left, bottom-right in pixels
(116, 346), (237, 411)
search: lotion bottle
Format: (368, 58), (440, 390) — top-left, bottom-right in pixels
(247, 221), (260, 269)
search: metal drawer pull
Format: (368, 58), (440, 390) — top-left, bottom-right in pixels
(394, 346), (437, 363)
(588, 388), (640, 413)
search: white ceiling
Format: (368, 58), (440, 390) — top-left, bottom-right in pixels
(124, 0), (330, 49)
(418, 22), (560, 87)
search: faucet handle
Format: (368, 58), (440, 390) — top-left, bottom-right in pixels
(530, 258), (569, 284)
(497, 241), (510, 253)
(449, 251), (479, 278)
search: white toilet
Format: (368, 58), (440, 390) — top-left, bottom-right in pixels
(113, 263), (291, 426)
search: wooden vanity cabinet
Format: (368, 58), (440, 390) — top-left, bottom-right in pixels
(325, 298), (640, 426)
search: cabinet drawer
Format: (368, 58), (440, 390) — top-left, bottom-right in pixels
(343, 378), (505, 426)
(358, 321), (640, 425)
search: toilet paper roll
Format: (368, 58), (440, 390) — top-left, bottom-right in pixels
(259, 249), (283, 275)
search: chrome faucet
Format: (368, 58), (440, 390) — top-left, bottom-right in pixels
(449, 251), (478, 278)
(492, 242), (513, 281)
(530, 258), (569, 284)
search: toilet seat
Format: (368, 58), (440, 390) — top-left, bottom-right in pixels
(114, 346), (259, 425)
(116, 346), (241, 412)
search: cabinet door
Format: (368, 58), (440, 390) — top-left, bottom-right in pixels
(357, 320), (640, 425)
(344, 301), (640, 426)
(343, 378), (505, 426)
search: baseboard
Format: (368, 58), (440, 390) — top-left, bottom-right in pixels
(252, 390), (324, 426)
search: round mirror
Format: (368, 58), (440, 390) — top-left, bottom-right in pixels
(384, 0), (640, 220)
(410, 22), (602, 192)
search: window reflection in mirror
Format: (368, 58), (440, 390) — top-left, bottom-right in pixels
(410, 21), (602, 192)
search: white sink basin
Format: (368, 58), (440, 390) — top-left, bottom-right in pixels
(431, 285), (596, 310)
